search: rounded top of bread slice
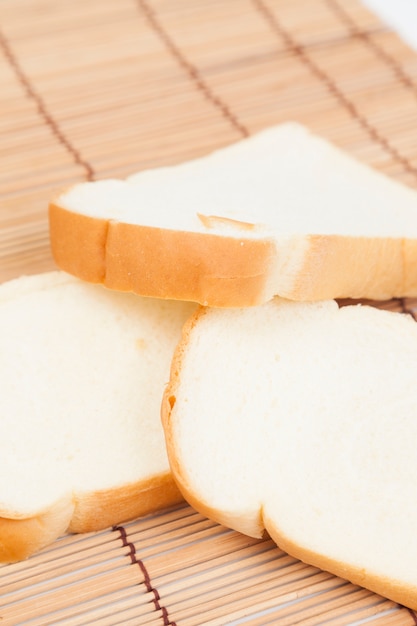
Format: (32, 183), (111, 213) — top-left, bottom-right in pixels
(0, 271), (194, 520)
(162, 298), (417, 609)
(56, 123), (417, 237)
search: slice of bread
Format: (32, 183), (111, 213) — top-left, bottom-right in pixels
(162, 299), (417, 609)
(49, 122), (417, 307)
(0, 271), (194, 562)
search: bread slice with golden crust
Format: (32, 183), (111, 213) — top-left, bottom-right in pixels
(49, 123), (417, 307)
(0, 271), (194, 562)
(162, 299), (417, 609)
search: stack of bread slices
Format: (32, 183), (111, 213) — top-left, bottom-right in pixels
(3, 122), (417, 610)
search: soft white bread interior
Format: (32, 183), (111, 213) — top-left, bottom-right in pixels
(162, 299), (417, 609)
(49, 122), (417, 306)
(0, 271), (194, 562)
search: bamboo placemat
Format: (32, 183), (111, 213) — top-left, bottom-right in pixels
(2, 502), (417, 626)
(2, 0), (417, 624)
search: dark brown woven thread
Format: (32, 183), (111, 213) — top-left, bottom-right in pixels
(407, 608), (417, 625)
(301, 26), (387, 52)
(0, 29), (95, 182)
(252, 0), (417, 180)
(113, 525), (176, 626)
(399, 298), (417, 320)
(325, 0), (417, 94)
(136, 0), (249, 139)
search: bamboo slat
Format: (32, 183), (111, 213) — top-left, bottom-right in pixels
(1, 505), (415, 625)
(1, 0), (417, 624)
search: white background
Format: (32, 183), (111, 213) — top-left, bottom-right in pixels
(363, 0), (417, 49)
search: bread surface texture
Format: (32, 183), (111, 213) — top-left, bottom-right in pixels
(162, 299), (417, 609)
(49, 122), (417, 306)
(0, 271), (194, 561)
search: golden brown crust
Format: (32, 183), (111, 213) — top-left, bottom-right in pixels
(69, 472), (183, 533)
(104, 221), (276, 307)
(281, 234), (406, 301)
(403, 238), (417, 294)
(50, 202), (417, 305)
(48, 203), (279, 307)
(48, 203), (108, 284)
(0, 497), (74, 563)
(0, 474), (184, 562)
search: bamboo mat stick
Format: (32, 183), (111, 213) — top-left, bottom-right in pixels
(141, 531), (264, 578)
(0, 530), (119, 583)
(0, 567), (144, 624)
(1, 544), (126, 595)
(23, 589), (157, 626)
(176, 571), (337, 626)
(1, 557), (142, 606)
(160, 560), (320, 616)
(154, 541), (287, 590)
(377, 614), (417, 626)
(245, 588), (376, 626)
